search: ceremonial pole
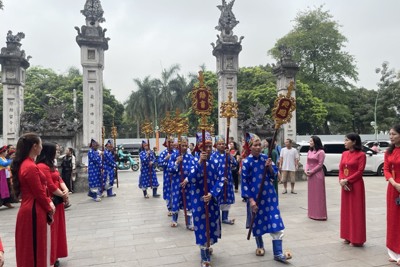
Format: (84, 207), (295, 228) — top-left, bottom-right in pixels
(220, 92), (238, 202)
(174, 109), (190, 227)
(101, 126), (105, 193)
(141, 120), (154, 189)
(111, 122), (119, 188)
(192, 71), (214, 248)
(160, 111), (174, 214)
(247, 81), (296, 240)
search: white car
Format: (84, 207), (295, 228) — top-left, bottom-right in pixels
(298, 141), (384, 176)
(362, 140), (390, 152)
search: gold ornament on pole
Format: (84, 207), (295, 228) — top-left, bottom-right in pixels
(160, 111), (175, 140)
(219, 91), (238, 202)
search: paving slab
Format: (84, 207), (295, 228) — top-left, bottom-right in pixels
(0, 170), (392, 267)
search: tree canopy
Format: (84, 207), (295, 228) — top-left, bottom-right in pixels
(269, 6), (358, 101)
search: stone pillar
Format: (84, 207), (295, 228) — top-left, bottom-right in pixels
(73, 0), (109, 193)
(273, 46), (299, 143)
(75, 0), (109, 145)
(212, 0), (243, 142)
(0, 31), (30, 145)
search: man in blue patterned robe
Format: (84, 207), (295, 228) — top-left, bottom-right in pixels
(211, 135), (237, 225)
(189, 132), (224, 267)
(167, 136), (195, 229)
(103, 139), (117, 197)
(158, 138), (178, 215)
(139, 140), (160, 198)
(241, 133), (292, 263)
(88, 139), (102, 202)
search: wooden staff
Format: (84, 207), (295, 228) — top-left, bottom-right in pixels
(101, 126), (105, 192)
(141, 120), (154, 188)
(174, 109), (190, 227)
(111, 123), (119, 188)
(220, 92), (238, 202)
(160, 112), (175, 212)
(247, 81), (296, 240)
(191, 71), (214, 248)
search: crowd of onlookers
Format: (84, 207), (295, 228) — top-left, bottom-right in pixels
(0, 134), (76, 267)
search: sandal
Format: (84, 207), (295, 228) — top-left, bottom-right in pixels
(255, 248), (265, 256)
(222, 219), (235, 225)
(343, 239), (350, 244)
(167, 211), (173, 216)
(282, 190), (287, 194)
(201, 261), (211, 267)
(170, 222), (178, 227)
(186, 225), (194, 231)
(144, 195), (149, 199)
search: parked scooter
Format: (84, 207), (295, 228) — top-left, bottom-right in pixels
(117, 147), (139, 171)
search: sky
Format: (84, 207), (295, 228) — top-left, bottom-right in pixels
(0, 0), (399, 103)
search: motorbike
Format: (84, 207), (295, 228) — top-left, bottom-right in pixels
(117, 150), (139, 171)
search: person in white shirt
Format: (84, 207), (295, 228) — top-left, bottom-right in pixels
(279, 139), (299, 194)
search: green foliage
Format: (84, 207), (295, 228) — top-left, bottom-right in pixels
(295, 81), (328, 134)
(269, 5), (358, 100)
(125, 64), (197, 137)
(237, 65), (276, 118)
(375, 62), (400, 131)
(21, 66), (123, 136)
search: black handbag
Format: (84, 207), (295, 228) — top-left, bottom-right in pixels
(52, 195), (64, 206)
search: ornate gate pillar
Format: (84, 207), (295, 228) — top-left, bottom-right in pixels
(75, 0), (109, 145)
(0, 31), (30, 145)
(212, 0), (243, 142)
(273, 46), (299, 142)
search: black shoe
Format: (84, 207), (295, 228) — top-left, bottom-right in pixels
(54, 259), (60, 267)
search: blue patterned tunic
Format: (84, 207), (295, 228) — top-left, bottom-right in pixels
(189, 157), (224, 246)
(211, 151), (237, 205)
(158, 148), (175, 203)
(241, 154), (285, 237)
(167, 151), (195, 213)
(139, 150), (159, 189)
(103, 149), (116, 188)
(88, 148), (102, 192)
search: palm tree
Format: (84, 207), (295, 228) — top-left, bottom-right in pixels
(156, 64), (180, 113)
(125, 76), (159, 137)
(169, 74), (196, 111)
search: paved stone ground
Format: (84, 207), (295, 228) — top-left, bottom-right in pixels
(0, 171), (394, 267)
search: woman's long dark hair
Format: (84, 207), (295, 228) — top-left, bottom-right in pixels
(346, 133), (362, 151)
(11, 133), (41, 198)
(36, 142), (57, 171)
(387, 124), (400, 155)
(230, 141), (238, 151)
(309, 135), (323, 151)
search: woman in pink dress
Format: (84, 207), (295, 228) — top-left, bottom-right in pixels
(305, 136), (327, 220)
(339, 133), (366, 247)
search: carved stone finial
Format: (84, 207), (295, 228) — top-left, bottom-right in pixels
(278, 45), (293, 61)
(6, 31), (25, 43)
(215, 0), (239, 36)
(81, 0), (105, 25)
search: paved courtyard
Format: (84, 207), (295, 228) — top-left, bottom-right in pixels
(0, 170), (393, 267)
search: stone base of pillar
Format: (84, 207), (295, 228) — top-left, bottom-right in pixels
(73, 166), (89, 193)
(296, 164), (308, 181)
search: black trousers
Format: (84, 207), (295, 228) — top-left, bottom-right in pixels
(61, 170), (73, 192)
(232, 170), (239, 190)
